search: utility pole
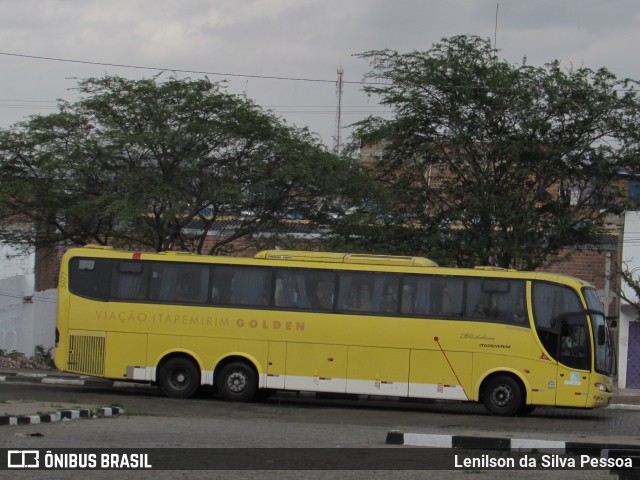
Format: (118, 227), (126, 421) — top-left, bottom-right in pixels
(334, 67), (344, 156)
(494, 3), (499, 50)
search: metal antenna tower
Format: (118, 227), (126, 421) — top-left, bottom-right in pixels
(494, 3), (499, 50)
(334, 67), (344, 155)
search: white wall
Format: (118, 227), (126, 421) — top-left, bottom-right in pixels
(0, 244), (35, 280)
(619, 211), (640, 388)
(0, 274), (57, 356)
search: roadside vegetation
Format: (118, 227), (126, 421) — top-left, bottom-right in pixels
(0, 35), (639, 273)
(0, 346), (54, 370)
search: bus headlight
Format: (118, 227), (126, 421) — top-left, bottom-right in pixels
(594, 382), (611, 393)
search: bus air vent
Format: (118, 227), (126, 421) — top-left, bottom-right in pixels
(67, 334), (105, 376)
(255, 250), (438, 267)
(474, 266), (516, 272)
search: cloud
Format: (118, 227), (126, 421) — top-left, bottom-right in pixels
(1, 0), (640, 146)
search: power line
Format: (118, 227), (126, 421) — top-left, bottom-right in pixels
(0, 103), (57, 110)
(0, 290), (56, 303)
(0, 51), (370, 85)
(1, 51), (637, 93)
(0, 99), (57, 103)
(0, 98), (391, 115)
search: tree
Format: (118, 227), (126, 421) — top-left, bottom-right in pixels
(0, 75), (365, 254)
(346, 35), (640, 269)
(615, 263), (640, 319)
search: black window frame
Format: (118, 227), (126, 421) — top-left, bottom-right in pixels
(67, 257), (531, 328)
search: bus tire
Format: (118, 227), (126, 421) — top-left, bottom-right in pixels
(158, 357), (200, 399)
(217, 361), (258, 402)
(482, 374), (523, 416)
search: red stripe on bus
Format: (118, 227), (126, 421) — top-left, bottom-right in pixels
(433, 337), (469, 400)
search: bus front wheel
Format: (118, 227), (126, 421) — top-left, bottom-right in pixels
(217, 362), (258, 402)
(158, 357), (200, 399)
(482, 375), (523, 416)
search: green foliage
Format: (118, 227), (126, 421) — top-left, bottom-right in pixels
(0, 76), (367, 254)
(33, 345), (54, 368)
(347, 35), (640, 269)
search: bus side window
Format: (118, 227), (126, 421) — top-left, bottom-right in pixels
(400, 283), (416, 314)
(69, 258), (112, 301)
(274, 269), (311, 309)
(112, 261), (147, 301)
(274, 269), (335, 311)
(512, 296), (527, 324)
(532, 282), (582, 360)
(210, 266), (235, 305)
(465, 279), (527, 325)
(401, 276), (430, 315)
(150, 262), (209, 304)
(338, 273), (398, 314)
(305, 270), (335, 311)
(229, 267), (272, 307)
(466, 279), (497, 319)
(533, 282), (582, 328)
(559, 316), (590, 370)
(490, 280), (527, 325)
(433, 277), (463, 317)
(400, 275), (464, 318)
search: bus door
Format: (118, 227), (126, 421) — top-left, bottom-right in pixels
(555, 313), (591, 408)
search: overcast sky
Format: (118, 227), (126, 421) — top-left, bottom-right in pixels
(1, 0), (639, 149)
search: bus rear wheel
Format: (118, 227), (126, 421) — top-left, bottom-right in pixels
(158, 357), (200, 399)
(482, 375), (523, 416)
(217, 362), (258, 402)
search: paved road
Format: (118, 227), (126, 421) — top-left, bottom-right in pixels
(1, 380), (639, 480)
(2, 380), (639, 442)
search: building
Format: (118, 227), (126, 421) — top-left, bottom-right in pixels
(618, 211), (640, 388)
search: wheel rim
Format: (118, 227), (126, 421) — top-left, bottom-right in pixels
(226, 370), (248, 393)
(491, 383), (513, 408)
(169, 369), (190, 391)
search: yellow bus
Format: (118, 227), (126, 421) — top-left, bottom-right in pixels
(54, 246), (615, 416)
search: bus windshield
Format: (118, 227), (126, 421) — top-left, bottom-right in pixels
(583, 288), (615, 376)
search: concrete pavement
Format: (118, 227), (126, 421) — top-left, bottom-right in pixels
(2, 366), (640, 405)
(0, 368), (128, 425)
(1, 366), (640, 426)
(1, 367), (640, 478)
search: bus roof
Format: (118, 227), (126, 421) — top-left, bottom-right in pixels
(64, 246), (595, 289)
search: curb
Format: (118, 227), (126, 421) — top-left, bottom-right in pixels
(386, 431), (640, 454)
(0, 371), (151, 389)
(0, 407), (125, 427)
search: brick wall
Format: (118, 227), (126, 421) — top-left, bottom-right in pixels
(541, 247), (619, 317)
(542, 249), (608, 288)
